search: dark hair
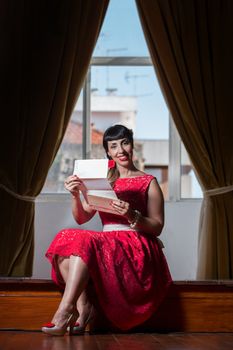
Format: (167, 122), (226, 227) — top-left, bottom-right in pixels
(103, 124), (134, 159)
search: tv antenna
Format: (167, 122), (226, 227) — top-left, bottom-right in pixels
(125, 72), (149, 95)
(106, 48), (127, 91)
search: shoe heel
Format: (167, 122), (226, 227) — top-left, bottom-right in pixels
(72, 305), (96, 335)
(68, 314), (78, 335)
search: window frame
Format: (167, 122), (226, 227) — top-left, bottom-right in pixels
(84, 56), (182, 201)
(39, 56), (201, 201)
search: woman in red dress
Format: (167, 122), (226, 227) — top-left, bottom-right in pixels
(42, 125), (172, 336)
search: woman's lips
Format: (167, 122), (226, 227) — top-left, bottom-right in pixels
(118, 156), (128, 161)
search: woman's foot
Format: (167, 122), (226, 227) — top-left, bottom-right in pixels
(73, 304), (95, 335)
(42, 305), (78, 336)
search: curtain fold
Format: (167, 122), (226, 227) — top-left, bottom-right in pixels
(0, 0), (109, 276)
(136, 0), (233, 279)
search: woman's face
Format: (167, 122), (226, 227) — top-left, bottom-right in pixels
(107, 138), (133, 166)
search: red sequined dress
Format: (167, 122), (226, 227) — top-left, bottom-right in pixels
(46, 174), (172, 330)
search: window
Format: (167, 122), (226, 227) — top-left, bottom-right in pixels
(42, 92), (83, 193)
(89, 63), (169, 199)
(181, 143), (203, 199)
(42, 0), (202, 200)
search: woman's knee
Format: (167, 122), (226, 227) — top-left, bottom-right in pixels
(57, 256), (69, 269)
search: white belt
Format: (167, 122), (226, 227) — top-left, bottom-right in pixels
(103, 224), (136, 232)
(103, 224), (165, 249)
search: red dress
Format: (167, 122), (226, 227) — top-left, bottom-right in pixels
(46, 174), (172, 330)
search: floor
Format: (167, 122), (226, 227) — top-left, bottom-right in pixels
(0, 331), (233, 350)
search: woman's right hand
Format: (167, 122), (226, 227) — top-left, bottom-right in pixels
(64, 175), (87, 198)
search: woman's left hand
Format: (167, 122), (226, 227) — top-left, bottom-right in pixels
(111, 199), (135, 221)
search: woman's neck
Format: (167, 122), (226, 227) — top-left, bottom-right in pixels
(117, 164), (139, 178)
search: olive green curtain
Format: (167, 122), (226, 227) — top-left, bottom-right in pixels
(136, 0), (233, 279)
(0, 0), (109, 276)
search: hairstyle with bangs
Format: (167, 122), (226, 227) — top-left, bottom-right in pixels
(103, 124), (134, 159)
(103, 125), (134, 184)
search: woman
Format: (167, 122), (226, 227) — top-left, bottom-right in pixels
(42, 124), (172, 336)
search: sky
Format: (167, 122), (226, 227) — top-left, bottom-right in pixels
(90, 0), (169, 140)
(89, 0), (202, 197)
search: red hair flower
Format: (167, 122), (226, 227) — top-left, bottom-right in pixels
(108, 160), (115, 169)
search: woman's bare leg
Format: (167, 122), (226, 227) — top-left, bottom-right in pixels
(57, 256), (69, 283)
(76, 288), (93, 326)
(58, 257), (93, 324)
(52, 255), (89, 325)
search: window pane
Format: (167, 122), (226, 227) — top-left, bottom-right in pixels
(93, 0), (150, 57)
(42, 92), (83, 193)
(90, 65), (169, 199)
(181, 143), (203, 198)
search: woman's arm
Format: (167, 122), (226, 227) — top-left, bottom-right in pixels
(71, 193), (96, 225)
(136, 178), (164, 236)
(65, 175), (96, 225)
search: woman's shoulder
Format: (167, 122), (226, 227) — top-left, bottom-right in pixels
(139, 173), (155, 185)
(117, 172), (155, 180)
(133, 172), (155, 181)
(115, 173), (155, 189)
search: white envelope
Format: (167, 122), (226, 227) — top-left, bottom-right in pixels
(73, 159), (109, 179)
(73, 159), (118, 214)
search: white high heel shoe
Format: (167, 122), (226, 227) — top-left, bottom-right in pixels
(72, 305), (95, 335)
(42, 311), (78, 336)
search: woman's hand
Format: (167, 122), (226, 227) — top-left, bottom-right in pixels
(66, 175), (96, 225)
(111, 199), (135, 222)
(64, 175), (87, 198)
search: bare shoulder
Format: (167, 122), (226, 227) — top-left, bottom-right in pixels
(148, 177), (164, 197)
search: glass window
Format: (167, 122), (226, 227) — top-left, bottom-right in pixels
(181, 143), (203, 198)
(42, 93), (83, 193)
(93, 0), (149, 57)
(90, 65), (169, 199)
(42, 0), (201, 201)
